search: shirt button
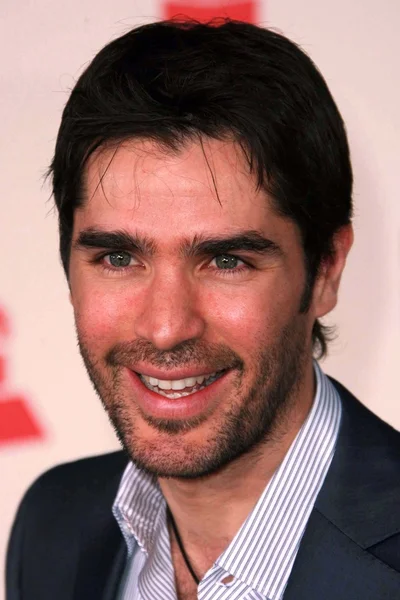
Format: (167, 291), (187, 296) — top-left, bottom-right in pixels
(220, 575), (235, 586)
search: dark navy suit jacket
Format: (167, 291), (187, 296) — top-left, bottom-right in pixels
(6, 380), (400, 599)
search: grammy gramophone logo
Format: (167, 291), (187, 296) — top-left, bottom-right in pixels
(163, 0), (257, 23)
(0, 304), (43, 447)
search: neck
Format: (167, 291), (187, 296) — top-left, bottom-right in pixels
(159, 362), (315, 565)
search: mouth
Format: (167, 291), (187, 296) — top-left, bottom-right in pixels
(126, 366), (234, 422)
(138, 370), (226, 399)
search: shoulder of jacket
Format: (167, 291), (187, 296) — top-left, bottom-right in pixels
(19, 450), (128, 517)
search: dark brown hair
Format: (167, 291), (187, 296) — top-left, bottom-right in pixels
(49, 19), (353, 357)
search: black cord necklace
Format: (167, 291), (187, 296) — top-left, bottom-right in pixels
(167, 506), (200, 585)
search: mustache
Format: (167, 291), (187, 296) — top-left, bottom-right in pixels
(105, 338), (244, 372)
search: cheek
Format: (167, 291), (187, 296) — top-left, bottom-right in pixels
(73, 286), (135, 346)
(201, 282), (296, 349)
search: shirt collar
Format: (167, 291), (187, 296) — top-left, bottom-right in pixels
(113, 465), (164, 557)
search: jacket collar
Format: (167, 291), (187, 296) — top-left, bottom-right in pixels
(316, 378), (400, 547)
(284, 379), (400, 599)
(283, 509), (400, 600)
(72, 452), (128, 600)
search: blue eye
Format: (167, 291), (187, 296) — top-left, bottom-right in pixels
(105, 252), (132, 267)
(213, 255), (243, 269)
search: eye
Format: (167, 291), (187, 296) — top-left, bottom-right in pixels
(104, 251), (133, 268)
(211, 255), (244, 270)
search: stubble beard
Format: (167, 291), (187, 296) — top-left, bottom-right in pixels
(77, 316), (310, 479)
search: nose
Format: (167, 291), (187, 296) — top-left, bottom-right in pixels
(133, 268), (206, 351)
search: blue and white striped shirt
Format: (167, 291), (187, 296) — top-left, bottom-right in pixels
(113, 362), (342, 599)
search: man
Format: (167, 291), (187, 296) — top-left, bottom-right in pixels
(6, 18), (400, 600)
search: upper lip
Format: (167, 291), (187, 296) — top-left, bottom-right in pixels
(129, 365), (226, 380)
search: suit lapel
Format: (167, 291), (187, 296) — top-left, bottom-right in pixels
(73, 515), (126, 600)
(102, 541), (128, 600)
(72, 453), (129, 600)
(317, 379), (400, 546)
(284, 380), (400, 599)
(284, 510), (400, 600)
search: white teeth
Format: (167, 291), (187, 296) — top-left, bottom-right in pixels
(158, 379), (172, 390)
(171, 379), (186, 390)
(140, 371), (222, 398)
(154, 386), (206, 399)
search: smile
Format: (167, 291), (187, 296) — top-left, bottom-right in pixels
(138, 371), (225, 399)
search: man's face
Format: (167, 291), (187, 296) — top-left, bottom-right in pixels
(69, 138), (324, 478)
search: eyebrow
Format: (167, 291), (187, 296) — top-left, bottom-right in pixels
(74, 228), (156, 256)
(74, 228), (282, 258)
(181, 231), (282, 258)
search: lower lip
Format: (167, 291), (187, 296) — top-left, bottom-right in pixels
(126, 369), (231, 420)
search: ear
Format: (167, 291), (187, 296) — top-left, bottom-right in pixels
(312, 224), (354, 319)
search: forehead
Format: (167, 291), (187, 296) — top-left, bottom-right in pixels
(77, 138), (294, 243)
